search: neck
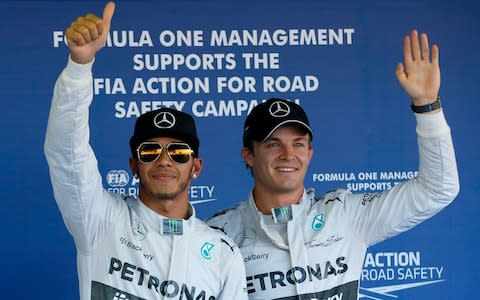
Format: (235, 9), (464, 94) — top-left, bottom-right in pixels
(252, 187), (304, 215)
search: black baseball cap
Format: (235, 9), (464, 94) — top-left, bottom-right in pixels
(243, 98), (313, 146)
(129, 108), (200, 156)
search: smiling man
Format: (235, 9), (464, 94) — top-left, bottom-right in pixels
(207, 29), (459, 300)
(44, 2), (246, 299)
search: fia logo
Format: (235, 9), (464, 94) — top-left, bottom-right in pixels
(106, 170), (129, 187)
(312, 213), (325, 231)
(201, 242), (215, 259)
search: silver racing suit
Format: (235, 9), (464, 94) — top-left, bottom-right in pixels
(45, 57), (247, 300)
(207, 107), (459, 299)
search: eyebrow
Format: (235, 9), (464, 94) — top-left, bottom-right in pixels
(265, 136), (310, 143)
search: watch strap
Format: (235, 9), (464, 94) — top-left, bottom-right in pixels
(411, 97), (441, 113)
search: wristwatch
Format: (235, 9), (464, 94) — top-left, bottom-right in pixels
(410, 97), (441, 113)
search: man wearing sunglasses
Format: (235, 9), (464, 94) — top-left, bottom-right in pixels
(207, 30), (459, 299)
(44, 2), (247, 300)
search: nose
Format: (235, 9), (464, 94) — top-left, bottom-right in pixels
(280, 145), (296, 160)
(156, 147), (172, 166)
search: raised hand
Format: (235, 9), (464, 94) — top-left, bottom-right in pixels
(65, 2), (115, 64)
(395, 29), (440, 106)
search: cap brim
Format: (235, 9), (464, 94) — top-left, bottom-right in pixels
(260, 120), (313, 142)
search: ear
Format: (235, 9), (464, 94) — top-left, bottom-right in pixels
(192, 157), (203, 178)
(129, 157), (138, 177)
(241, 147), (254, 167)
(308, 144), (314, 161)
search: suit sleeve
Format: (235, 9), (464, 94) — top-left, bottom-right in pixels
(44, 57), (124, 254)
(345, 110), (460, 246)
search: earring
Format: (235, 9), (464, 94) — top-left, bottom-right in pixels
(192, 174), (197, 179)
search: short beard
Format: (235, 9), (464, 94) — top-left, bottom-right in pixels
(138, 168), (192, 202)
(152, 191), (181, 201)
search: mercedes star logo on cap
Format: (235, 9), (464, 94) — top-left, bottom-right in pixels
(154, 111), (176, 129)
(269, 101), (290, 117)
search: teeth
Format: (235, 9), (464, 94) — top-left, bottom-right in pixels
(278, 167), (295, 172)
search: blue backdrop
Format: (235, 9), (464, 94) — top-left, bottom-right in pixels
(0, 0), (478, 299)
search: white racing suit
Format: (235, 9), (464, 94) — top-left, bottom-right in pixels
(207, 108), (459, 299)
(44, 58), (247, 300)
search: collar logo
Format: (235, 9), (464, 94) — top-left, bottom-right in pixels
(272, 205), (293, 223)
(154, 112), (175, 129)
(269, 101), (290, 117)
(312, 213), (325, 231)
(162, 219), (183, 235)
(200, 242), (215, 259)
